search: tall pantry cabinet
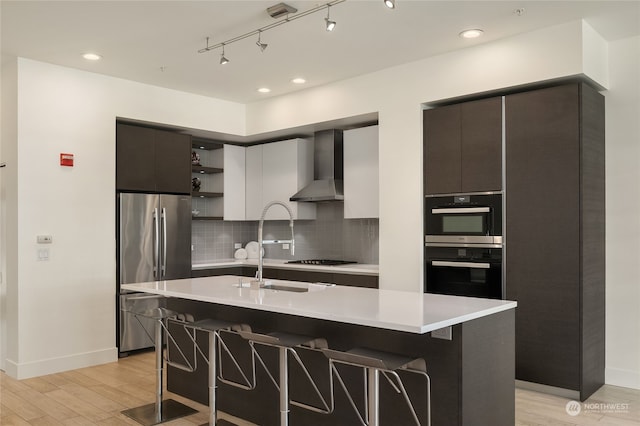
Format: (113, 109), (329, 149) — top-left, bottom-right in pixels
(505, 83), (605, 401)
(423, 82), (605, 401)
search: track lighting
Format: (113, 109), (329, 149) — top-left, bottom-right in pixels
(198, 1), (345, 60)
(325, 6), (336, 31)
(384, 0), (396, 9)
(220, 45), (229, 65)
(256, 31), (268, 52)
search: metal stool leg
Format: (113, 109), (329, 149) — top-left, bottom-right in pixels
(121, 309), (197, 426)
(207, 330), (220, 426)
(154, 318), (163, 421)
(367, 368), (379, 426)
(278, 347), (289, 426)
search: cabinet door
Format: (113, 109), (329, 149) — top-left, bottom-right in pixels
(262, 140), (297, 220)
(223, 145), (246, 220)
(116, 124), (190, 193)
(505, 84), (581, 390)
(155, 129), (191, 194)
(344, 126), (379, 218)
(423, 104), (462, 195)
(256, 139), (315, 220)
(116, 124), (157, 191)
(460, 97), (502, 192)
(245, 145), (263, 220)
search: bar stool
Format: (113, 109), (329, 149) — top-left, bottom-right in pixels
(233, 328), (330, 426)
(121, 307), (198, 426)
(322, 347), (431, 426)
(179, 318), (242, 426)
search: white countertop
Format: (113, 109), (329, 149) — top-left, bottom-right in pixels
(192, 258), (379, 276)
(122, 275), (516, 334)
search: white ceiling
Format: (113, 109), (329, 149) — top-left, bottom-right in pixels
(2, 1), (639, 104)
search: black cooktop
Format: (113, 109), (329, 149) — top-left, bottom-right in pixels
(287, 259), (357, 266)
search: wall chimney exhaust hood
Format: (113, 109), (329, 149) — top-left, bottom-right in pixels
(290, 129), (344, 202)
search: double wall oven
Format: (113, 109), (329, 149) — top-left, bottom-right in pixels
(424, 193), (503, 299)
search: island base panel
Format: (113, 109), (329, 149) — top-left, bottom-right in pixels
(165, 300), (514, 426)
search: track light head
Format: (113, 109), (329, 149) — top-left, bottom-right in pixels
(384, 0), (396, 9)
(256, 41), (268, 52)
(325, 6), (336, 31)
(256, 32), (268, 52)
(325, 17), (336, 31)
(220, 45), (229, 64)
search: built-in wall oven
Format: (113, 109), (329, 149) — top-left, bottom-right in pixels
(424, 193), (503, 299)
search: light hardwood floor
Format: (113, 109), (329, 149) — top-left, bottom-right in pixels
(1, 351), (638, 425)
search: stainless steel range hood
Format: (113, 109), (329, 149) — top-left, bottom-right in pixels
(290, 129), (344, 202)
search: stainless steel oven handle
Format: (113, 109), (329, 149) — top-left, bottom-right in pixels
(431, 260), (491, 269)
(431, 207), (490, 214)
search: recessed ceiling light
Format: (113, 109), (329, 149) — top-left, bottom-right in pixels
(257, 87), (271, 93)
(291, 78), (306, 84)
(82, 53), (102, 61)
(459, 29), (484, 39)
(384, 0), (396, 9)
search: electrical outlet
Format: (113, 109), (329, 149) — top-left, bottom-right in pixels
(234, 243), (242, 249)
(37, 248), (50, 261)
(430, 326), (452, 340)
(282, 243), (290, 250)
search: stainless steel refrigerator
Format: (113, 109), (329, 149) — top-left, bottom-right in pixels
(118, 192), (191, 354)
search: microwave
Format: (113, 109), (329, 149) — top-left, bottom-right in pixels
(425, 193), (502, 247)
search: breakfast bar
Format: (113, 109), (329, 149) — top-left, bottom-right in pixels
(123, 276), (517, 425)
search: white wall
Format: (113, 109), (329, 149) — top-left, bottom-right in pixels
(2, 58), (245, 379)
(603, 35), (640, 389)
(0, 56), (19, 372)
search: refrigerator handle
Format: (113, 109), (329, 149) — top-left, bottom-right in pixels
(161, 207), (167, 277)
(153, 208), (159, 279)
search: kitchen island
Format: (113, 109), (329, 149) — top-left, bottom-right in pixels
(122, 276), (517, 425)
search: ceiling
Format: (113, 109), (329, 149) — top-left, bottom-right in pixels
(1, 1), (639, 105)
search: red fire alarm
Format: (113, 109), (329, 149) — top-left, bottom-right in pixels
(60, 153), (74, 167)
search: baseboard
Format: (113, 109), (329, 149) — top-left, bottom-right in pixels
(5, 347), (118, 380)
(606, 367), (640, 390)
(515, 380), (580, 400)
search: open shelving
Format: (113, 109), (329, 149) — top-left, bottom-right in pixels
(191, 139), (225, 220)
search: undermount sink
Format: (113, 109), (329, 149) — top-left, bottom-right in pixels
(233, 280), (335, 293)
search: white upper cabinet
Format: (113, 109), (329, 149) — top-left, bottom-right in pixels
(245, 139), (316, 220)
(223, 144), (246, 220)
(343, 125), (379, 219)
(245, 144), (263, 221)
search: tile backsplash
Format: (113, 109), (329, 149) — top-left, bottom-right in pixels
(191, 203), (379, 264)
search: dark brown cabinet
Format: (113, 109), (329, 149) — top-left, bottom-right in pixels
(505, 83), (605, 400)
(423, 96), (502, 195)
(116, 123), (191, 194)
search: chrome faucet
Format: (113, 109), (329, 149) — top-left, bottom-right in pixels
(254, 200), (295, 285)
